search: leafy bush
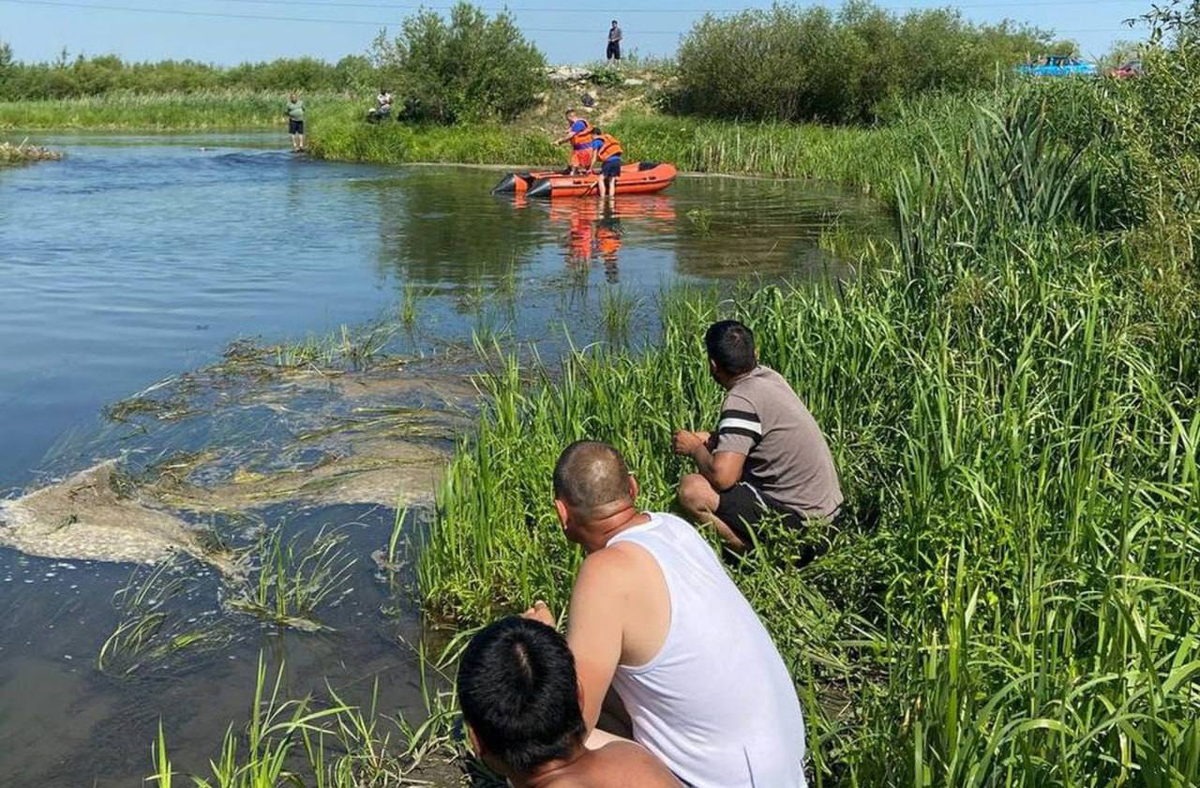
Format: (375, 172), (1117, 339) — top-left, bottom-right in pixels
(671, 0), (1051, 123)
(371, 2), (545, 124)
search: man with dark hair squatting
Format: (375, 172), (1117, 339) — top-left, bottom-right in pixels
(674, 320), (843, 553)
(589, 127), (623, 199)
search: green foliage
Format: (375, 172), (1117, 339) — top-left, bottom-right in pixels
(371, 1), (545, 123)
(0, 50), (372, 101)
(308, 109), (905, 194)
(671, 0), (1051, 123)
(418, 91), (1200, 783)
(587, 66), (625, 89)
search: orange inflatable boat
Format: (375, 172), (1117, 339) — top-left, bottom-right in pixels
(492, 162), (677, 198)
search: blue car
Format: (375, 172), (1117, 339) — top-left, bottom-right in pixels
(1017, 55), (1099, 78)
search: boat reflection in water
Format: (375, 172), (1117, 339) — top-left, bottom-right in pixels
(516, 194), (676, 283)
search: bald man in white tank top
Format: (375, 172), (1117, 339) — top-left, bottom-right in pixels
(525, 441), (807, 788)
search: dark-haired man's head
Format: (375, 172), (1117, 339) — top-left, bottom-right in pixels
(458, 616), (586, 780)
(704, 320), (757, 387)
(552, 441), (638, 547)
(565, 108), (577, 120)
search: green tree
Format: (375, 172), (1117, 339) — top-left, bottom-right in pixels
(374, 2), (545, 123)
(0, 40), (13, 97)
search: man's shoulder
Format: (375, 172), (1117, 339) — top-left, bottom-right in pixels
(728, 366), (798, 406)
(541, 742), (676, 787)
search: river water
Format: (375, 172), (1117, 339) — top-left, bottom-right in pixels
(0, 133), (883, 786)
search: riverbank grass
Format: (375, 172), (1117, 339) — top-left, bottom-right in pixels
(0, 91), (352, 131)
(417, 96), (1200, 783)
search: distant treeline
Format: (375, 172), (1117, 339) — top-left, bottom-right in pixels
(0, 41), (376, 100)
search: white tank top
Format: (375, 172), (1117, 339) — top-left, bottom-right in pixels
(608, 513), (807, 788)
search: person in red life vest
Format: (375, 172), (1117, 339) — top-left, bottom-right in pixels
(554, 109), (595, 175)
(589, 127), (623, 199)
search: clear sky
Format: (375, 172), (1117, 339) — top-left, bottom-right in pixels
(0, 0), (1153, 66)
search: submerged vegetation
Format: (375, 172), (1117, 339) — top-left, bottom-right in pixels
(228, 527), (355, 632)
(0, 138), (61, 163)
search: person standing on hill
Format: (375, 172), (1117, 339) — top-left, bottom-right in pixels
(674, 320), (843, 552)
(285, 92), (305, 152)
(606, 20), (622, 61)
(524, 441), (809, 788)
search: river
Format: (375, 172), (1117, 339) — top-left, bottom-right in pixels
(0, 133), (884, 786)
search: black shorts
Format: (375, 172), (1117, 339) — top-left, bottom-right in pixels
(606, 41), (621, 60)
(288, 119), (304, 134)
(601, 157), (621, 178)
(715, 481), (803, 545)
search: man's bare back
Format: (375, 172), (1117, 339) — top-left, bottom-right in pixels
(531, 741), (681, 787)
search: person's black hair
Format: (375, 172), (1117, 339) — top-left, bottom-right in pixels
(457, 617), (586, 775)
(552, 441), (631, 513)
(705, 320), (756, 375)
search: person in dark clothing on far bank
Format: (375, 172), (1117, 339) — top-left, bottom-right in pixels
(607, 20), (622, 61)
(673, 320), (843, 552)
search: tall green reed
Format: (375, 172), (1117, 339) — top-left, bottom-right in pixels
(418, 89), (1200, 784)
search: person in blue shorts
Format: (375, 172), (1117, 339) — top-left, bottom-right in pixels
(589, 127), (623, 199)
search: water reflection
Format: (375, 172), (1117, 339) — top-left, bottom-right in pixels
(531, 195), (677, 283)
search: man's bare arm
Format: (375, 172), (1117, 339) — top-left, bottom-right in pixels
(563, 552), (628, 732)
(690, 445), (745, 491)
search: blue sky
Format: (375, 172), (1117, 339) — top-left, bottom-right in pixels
(0, 0), (1153, 65)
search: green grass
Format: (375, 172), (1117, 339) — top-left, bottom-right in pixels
(416, 95), (1200, 784)
(149, 646), (475, 787)
(305, 108), (905, 193)
(228, 527), (355, 632)
(0, 90), (354, 131)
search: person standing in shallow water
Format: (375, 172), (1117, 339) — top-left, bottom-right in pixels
(457, 616), (682, 787)
(606, 20), (622, 61)
(285, 93), (305, 152)
(674, 320), (843, 552)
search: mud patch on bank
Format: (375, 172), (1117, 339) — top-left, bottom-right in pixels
(5, 339), (479, 567)
(0, 461), (212, 566)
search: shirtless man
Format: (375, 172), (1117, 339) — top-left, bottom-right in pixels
(524, 441), (808, 788)
(458, 616), (680, 787)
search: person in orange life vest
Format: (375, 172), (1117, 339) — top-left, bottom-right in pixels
(554, 109), (595, 175)
(589, 127), (623, 199)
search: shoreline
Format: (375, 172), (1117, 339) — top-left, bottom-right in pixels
(0, 93), (901, 194)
